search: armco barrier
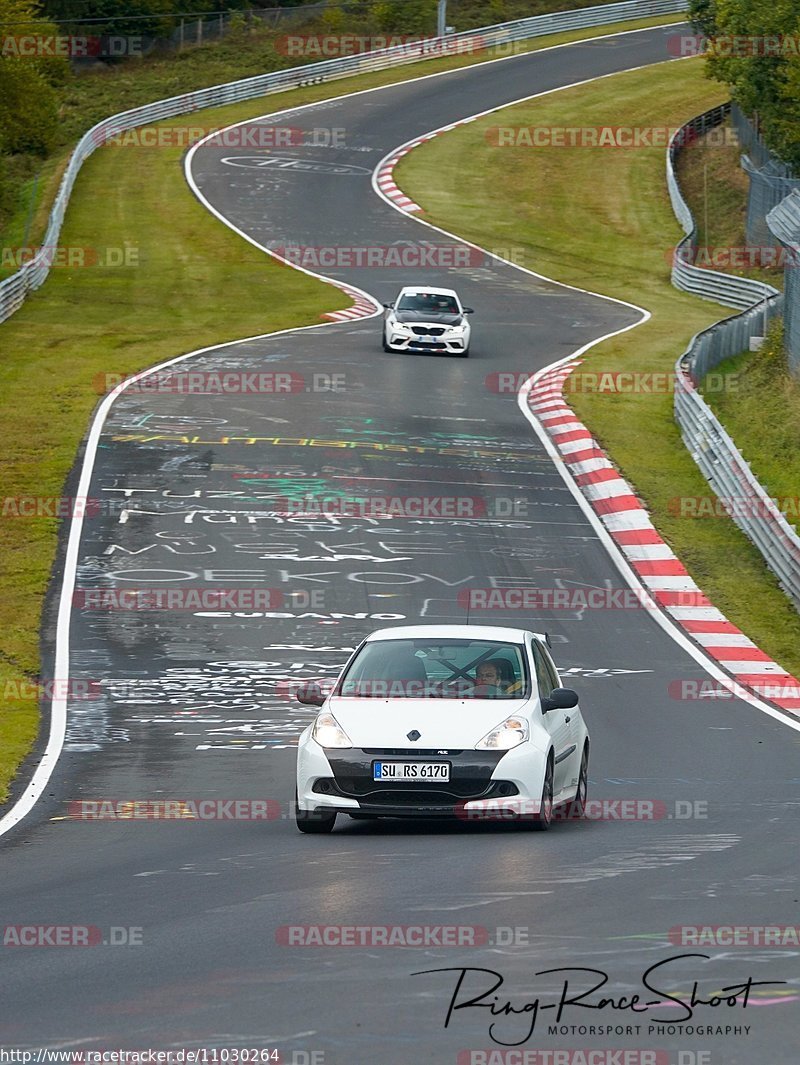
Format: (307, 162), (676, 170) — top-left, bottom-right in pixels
(730, 102), (800, 249)
(767, 189), (800, 377)
(0, 0), (688, 324)
(667, 103), (777, 310)
(668, 108), (800, 611)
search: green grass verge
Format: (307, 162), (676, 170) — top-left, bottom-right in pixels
(0, 14), (685, 805)
(396, 58), (800, 677)
(677, 127), (800, 528)
(705, 321), (800, 519)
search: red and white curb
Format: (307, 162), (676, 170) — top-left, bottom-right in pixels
(529, 360), (800, 717)
(323, 283), (377, 322)
(375, 151), (423, 213)
(375, 118), (478, 214)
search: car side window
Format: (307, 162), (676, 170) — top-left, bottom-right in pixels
(531, 642), (553, 706)
(540, 643), (560, 690)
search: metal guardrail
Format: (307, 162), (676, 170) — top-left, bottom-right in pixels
(0, 0), (688, 325)
(767, 189), (800, 376)
(730, 103), (800, 248)
(669, 107), (800, 611)
(730, 102), (795, 177)
(667, 103), (777, 310)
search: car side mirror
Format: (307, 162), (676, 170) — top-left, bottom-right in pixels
(541, 687), (579, 712)
(296, 681), (326, 707)
(462, 307), (474, 314)
(383, 302), (394, 309)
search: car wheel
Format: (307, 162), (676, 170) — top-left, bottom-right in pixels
(295, 788), (336, 834)
(382, 331), (392, 353)
(526, 756), (554, 831)
(566, 745), (589, 819)
(457, 347), (470, 358)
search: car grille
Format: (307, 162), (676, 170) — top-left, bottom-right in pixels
(410, 326), (446, 336)
(324, 778), (517, 803)
(362, 748), (464, 756)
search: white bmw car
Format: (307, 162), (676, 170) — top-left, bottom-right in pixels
(382, 286), (473, 356)
(294, 624), (589, 833)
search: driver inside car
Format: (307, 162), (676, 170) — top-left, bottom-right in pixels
(473, 660), (506, 697)
(472, 659), (524, 697)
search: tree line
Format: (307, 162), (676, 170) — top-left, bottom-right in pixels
(690, 0), (800, 170)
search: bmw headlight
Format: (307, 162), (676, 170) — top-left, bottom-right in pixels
(476, 716), (529, 750)
(312, 711), (353, 749)
(446, 323), (465, 333)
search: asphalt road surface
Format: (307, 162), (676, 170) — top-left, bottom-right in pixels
(1, 23), (798, 1065)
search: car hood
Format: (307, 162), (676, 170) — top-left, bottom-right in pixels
(326, 696), (529, 748)
(392, 311), (464, 326)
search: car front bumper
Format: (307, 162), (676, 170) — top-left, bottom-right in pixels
(386, 329), (468, 354)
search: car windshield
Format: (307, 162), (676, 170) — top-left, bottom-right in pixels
(337, 638), (529, 699)
(397, 293), (459, 314)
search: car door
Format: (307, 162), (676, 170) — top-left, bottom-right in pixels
(531, 640), (575, 802)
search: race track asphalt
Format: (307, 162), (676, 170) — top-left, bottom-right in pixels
(1, 24), (797, 1065)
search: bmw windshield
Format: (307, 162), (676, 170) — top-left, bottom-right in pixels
(397, 293), (459, 314)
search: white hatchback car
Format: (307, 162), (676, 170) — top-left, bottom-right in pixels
(294, 624), (588, 833)
(382, 286), (473, 356)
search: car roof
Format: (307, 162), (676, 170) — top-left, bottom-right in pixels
(365, 624), (542, 645)
(397, 286), (459, 298)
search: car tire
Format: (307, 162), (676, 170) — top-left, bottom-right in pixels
(455, 347), (470, 358)
(526, 756), (554, 831)
(295, 788), (336, 834)
(565, 744), (589, 820)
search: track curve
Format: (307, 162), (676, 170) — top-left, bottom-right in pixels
(1, 24), (798, 1065)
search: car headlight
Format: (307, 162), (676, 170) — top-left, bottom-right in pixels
(446, 324), (465, 333)
(312, 711), (353, 749)
(476, 716), (529, 750)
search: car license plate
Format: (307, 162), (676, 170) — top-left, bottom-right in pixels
(372, 761), (450, 781)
